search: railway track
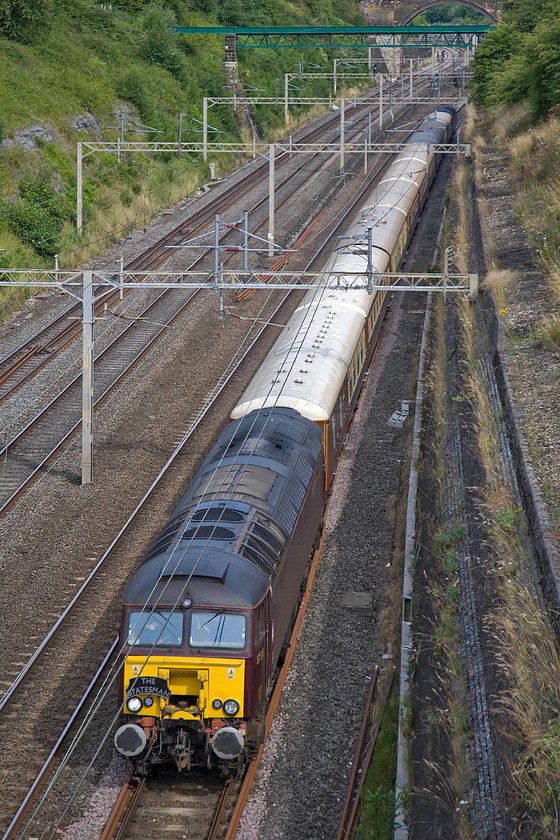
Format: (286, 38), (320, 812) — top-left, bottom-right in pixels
(97, 768), (241, 840)
(0, 92), (375, 397)
(0, 89), (437, 515)
(0, 122), (423, 835)
(102, 764), (239, 840)
(0, 72), (439, 400)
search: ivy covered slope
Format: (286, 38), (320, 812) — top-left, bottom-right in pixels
(0, 0), (362, 280)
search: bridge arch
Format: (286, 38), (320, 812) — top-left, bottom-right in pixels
(362, 0), (501, 27)
(400, 1), (497, 24)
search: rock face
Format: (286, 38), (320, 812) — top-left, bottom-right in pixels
(1, 107), (139, 152)
(2, 123), (56, 151)
(70, 113), (102, 138)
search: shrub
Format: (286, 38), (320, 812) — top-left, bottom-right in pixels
(117, 70), (151, 118)
(6, 174), (69, 256)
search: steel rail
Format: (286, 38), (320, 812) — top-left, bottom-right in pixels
(1, 637), (120, 840)
(99, 776), (146, 840)
(336, 666), (386, 840)
(0, 93), (402, 511)
(0, 91), (380, 398)
(0, 72), (434, 382)
(0, 143), (342, 507)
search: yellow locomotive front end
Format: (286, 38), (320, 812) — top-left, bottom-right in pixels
(115, 607), (250, 775)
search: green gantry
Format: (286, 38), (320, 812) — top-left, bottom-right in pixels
(173, 25), (493, 48)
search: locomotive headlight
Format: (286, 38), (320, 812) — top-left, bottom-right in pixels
(212, 699), (222, 710)
(126, 696), (143, 713)
(143, 696), (154, 708)
(223, 699), (239, 716)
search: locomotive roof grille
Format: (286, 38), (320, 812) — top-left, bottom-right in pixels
(191, 506), (245, 523)
(183, 525), (237, 541)
(228, 436), (290, 464)
(251, 521), (285, 555)
(246, 533), (280, 568)
(239, 543), (277, 578)
(160, 562), (230, 584)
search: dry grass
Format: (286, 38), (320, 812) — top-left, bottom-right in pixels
(456, 288), (560, 836)
(490, 102), (533, 145)
(451, 161), (470, 275)
(487, 584), (560, 837)
(413, 297), (475, 838)
(479, 269), (517, 312)
(58, 162), (210, 269)
(505, 116), (560, 284)
(539, 314), (560, 350)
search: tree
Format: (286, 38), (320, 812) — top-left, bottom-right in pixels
(139, 3), (184, 80)
(0, 0), (52, 42)
(472, 25), (522, 104)
(502, 0), (547, 32)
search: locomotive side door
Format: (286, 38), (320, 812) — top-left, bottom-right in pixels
(254, 600), (268, 710)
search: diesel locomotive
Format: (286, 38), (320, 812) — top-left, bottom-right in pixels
(114, 105), (456, 776)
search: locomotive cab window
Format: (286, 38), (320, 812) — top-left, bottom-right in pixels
(127, 611), (184, 647)
(190, 610), (246, 649)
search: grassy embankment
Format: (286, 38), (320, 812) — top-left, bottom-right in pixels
(0, 0), (362, 319)
(413, 105), (560, 838)
(474, 103), (560, 836)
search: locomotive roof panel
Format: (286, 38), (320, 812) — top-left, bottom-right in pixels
(124, 408), (323, 608)
(123, 549), (270, 608)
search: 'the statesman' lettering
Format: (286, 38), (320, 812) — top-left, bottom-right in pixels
(126, 676), (171, 700)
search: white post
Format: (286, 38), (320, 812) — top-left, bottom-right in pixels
(340, 98), (345, 174)
(379, 74), (384, 129)
(364, 111), (372, 174)
(213, 214), (220, 291)
(117, 112), (124, 164)
(268, 144), (275, 257)
(82, 270), (94, 485)
(243, 210), (249, 282)
(409, 58), (413, 98)
(368, 45), (373, 80)
(119, 256), (124, 300)
(54, 253), (60, 295)
(177, 112), (183, 158)
(284, 74), (289, 125)
(333, 58), (338, 95)
(77, 142), (83, 236)
(469, 274), (479, 300)
(203, 98), (208, 162)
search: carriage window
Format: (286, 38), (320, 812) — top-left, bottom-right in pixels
(190, 611), (246, 649)
(127, 611), (183, 647)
